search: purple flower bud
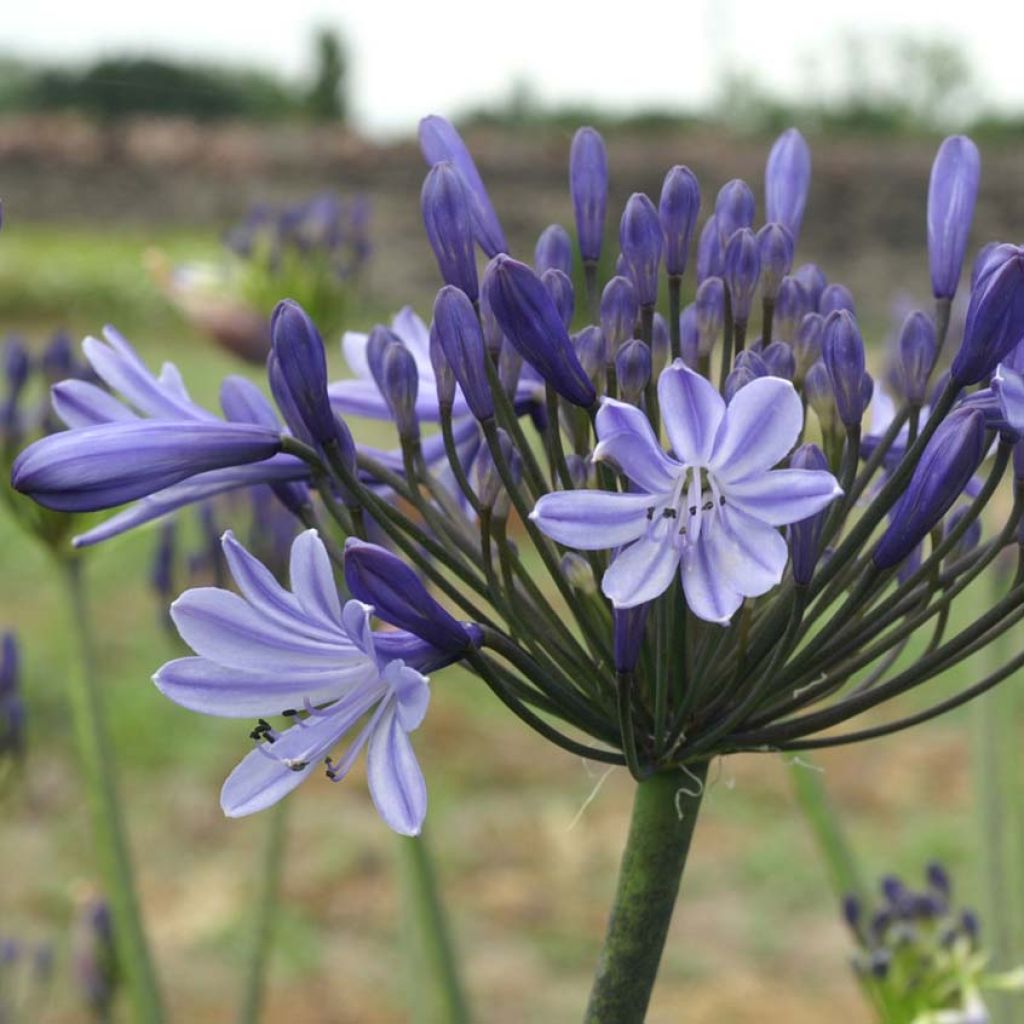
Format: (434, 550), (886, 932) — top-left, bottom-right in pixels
(535, 224), (573, 277)
(793, 263), (827, 311)
(619, 193), (663, 307)
(74, 897), (117, 1016)
(615, 338), (651, 404)
(475, 428), (520, 515)
(659, 165), (701, 277)
(715, 179), (755, 248)
(774, 276), (810, 342)
(497, 341), (522, 400)
(428, 324), (457, 409)
(613, 604), (650, 674)
(943, 506), (982, 565)
(820, 283), (856, 317)
(724, 365), (759, 402)
(420, 162), (479, 301)
(734, 349), (769, 377)
(695, 277), (725, 358)
(270, 300), (338, 446)
(569, 127), (608, 263)
(822, 310), (866, 428)
(3, 337), (29, 395)
(787, 443), (830, 585)
(651, 313), (670, 375)
(951, 245), (1024, 385)
(762, 341), (796, 380)
(1, 631), (24, 761)
(723, 228), (760, 323)
(679, 305), (700, 368)
(794, 312), (824, 380)
(874, 407), (987, 570)
(365, 325), (397, 392)
(344, 537), (477, 652)
(42, 331), (74, 384)
(150, 520), (176, 604)
(565, 453), (590, 489)
(600, 276), (639, 353)
(541, 268), (575, 330)
(696, 215), (723, 282)
(859, 371), (874, 413)
(432, 285), (493, 422)
(971, 241), (1006, 291)
(926, 862), (951, 898)
(805, 359), (838, 435)
(478, 289), (503, 358)
(418, 115), (507, 257)
(561, 552), (595, 593)
(898, 312), (937, 405)
(574, 326), (608, 388)
(381, 342), (419, 441)
(765, 128), (811, 242)
(928, 135), (981, 299)
(842, 893), (863, 936)
(757, 223), (795, 301)
(483, 255), (596, 407)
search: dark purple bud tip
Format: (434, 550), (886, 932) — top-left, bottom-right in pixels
(659, 165), (701, 277)
(482, 254), (596, 407)
(421, 161), (479, 301)
(613, 604), (650, 674)
(600, 275), (640, 354)
(419, 115), (508, 257)
(926, 861), (952, 898)
(432, 285), (493, 421)
(535, 224), (573, 278)
(381, 342), (419, 441)
(841, 893), (862, 935)
(619, 193), (663, 307)
(723, 228), (760, 323)
(874, 407), (987, 570)
(788, 442), (830, 585)
(898, 311), (937, 406)
(569, 127), (608, 264)
(542, 268), (576, 331)
(269, 300), (331, 442)
(696, 215), (723, 282)
(615, 338), (651, 405)
(344, 537), (475, 652)
(757, 223), (795, 301)
(822, 310), (867, 428)
(928, 135), (981, 299)
(715, 179), (755, 248)
(951, 245), (1024, 386)
(819, 283), (856, 318)
(765, 128), (811, 243)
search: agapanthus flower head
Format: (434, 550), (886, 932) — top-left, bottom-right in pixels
(928, 135), (981, 300)
(659, 165), (701, 277)
(765, 127), (811, 243)
(619, 193), (663, 307)
(534, 224), (573, 278)
(569, 126), (609, 264)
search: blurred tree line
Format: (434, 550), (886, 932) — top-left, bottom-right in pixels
(0, 27), (348, 121)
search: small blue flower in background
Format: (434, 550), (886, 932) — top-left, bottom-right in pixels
(1, 632), (25, 764)
(154, 529), (470, 835)
(530, 361), (841, 622)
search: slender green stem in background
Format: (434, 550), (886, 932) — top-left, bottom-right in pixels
(236, 799), (289, 1024)
(787, 757), (865, 903)
(971, 571), (1024, 1024)
(398, 831), (470, 1024)
(584, 765), (708, 1024)
(59, 556), (165, 1024)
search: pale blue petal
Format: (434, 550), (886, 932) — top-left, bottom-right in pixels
(722, 469), (842, 526)
(594, 398), (680, 493)
(710, 376), (803, 482)
(993, 362), (1024, 434)
(341, 600), (377, 661)
(530, 490), (654, 549)
(383, 660), (431, 732)
(367, 704), (428, 836)
(704, 508), (789, 598)
(658, 360), (725, 465)
(289, 530), (343, 627)
(601, 527), (681, 608)
(220, 744), (318, 817)
(341, 330), (372, 380)
(680, 538), (745, 625)
(52, 380), (138, 428)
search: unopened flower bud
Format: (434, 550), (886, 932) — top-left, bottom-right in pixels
(569, 127), (608, 264)
(723, 228), (760, 323)
(421, 162), (479, 301)
(381, 342), (420, 441)
(757, 223), (795, 301)
(613, 604), (650, 674)
(943, 506), (982, 566)
(788, 443), (830, 585)
(615, 338), (651, 405)
(734, 349), (768, 377)
(822, 310), (866, 428)
(794, 312), (824, 380)
(600, 276), (639, 353)
(928, 135), (980, 299)
(715, 179), (755, 247)
(561, 552), (595, 593)
(432, 285), (492, 422)
(651, 313), (670, 375)
(820, 283), (856, 317)
(762, 341), (796, 380)
(535, 224), (573, 277)
(805, 359), (838, 436)
(793, 263), (827, 310)
(659, 165), (701, 277)
(619, 193), (663, 307)
(898, 312), (937, 406)
(724, 365), (759, 402)
(765, 128), (811, 243)
(497, 341), (523, 400)
(574, 326), (607, 388)
(696, 215), (723, 282)
(428, 323), (457, 409)
(542, 268), (575, 330)
(774, 276), (810, 342)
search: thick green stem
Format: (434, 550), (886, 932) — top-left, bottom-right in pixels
(236, 799), (289, 1024)
(398, 831), (470, 1024)
(60, 557), (165, 1023)
(584, 765), (708, 1024)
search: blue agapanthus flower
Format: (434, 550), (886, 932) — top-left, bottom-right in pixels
(531, 361), (841, 622)
(154, 529), (455, 835)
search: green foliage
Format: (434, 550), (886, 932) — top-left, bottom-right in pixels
(305, 28), (348, 122)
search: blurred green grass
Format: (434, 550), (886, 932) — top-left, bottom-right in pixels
(0, 223), (1007, 1023)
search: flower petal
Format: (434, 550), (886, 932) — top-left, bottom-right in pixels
(710, 376), (803, 481)
(658, 360), (725, 465)
(289, 530), (343, 628)
(341, 330), (372, 381)
(993, 361), (1024, 435)
(51, 380), (138, 428)
(367, 704), (428, 836)
(530, 490), (655, 550)
(383, 660), (431, 732)
(704, 508), (789, 598)
(600, 526), (681, 608)
(680, 537), (745, 625)
(594, 398), (680, 493)
(220, 745), (318, 817)
(722, 469), (842, 526)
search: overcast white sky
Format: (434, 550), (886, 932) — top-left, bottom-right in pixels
(4, 1), (1023, 135)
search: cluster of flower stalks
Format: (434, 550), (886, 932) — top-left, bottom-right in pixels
(10, 115), (1024, 1018)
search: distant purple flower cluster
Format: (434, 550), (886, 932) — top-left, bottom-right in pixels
(11, 115), (1024, 832)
